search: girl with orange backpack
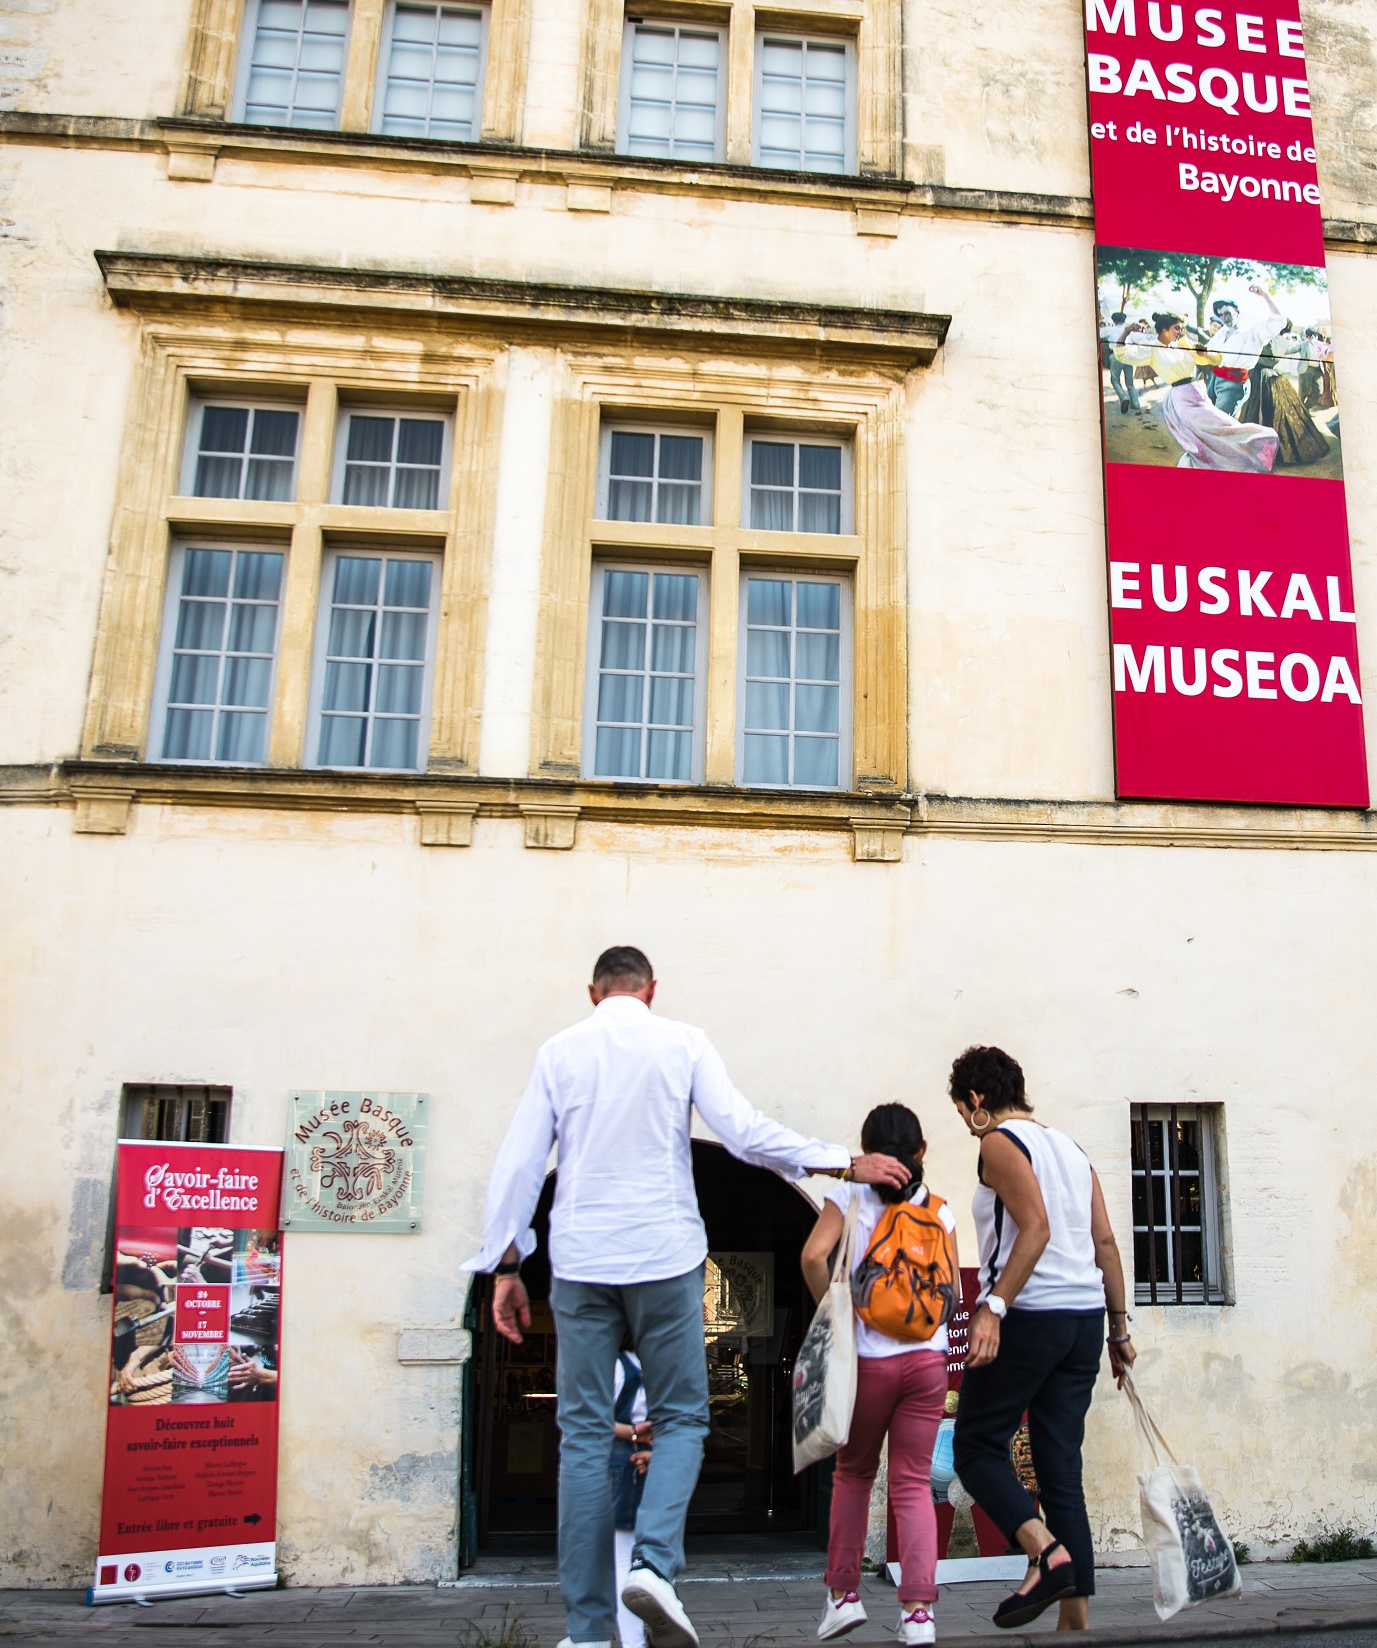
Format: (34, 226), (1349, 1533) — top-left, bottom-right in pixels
(801, 1104), (959, 1647)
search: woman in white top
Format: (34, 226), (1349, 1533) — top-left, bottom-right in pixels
(1115, 312), (1278, 472)
(802, 1104), (959, 1648)
(947, 1047), (1135, 1633)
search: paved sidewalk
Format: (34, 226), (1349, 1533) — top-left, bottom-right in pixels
(5, 1559), (1377, 1647)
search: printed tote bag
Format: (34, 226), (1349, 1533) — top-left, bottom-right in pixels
(792, 1197), (859, 1472)
(1124, 1370), (1241, 1620)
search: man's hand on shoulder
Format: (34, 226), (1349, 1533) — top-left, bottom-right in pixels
(849, 1153), (911, 1190)
(493, 1276), (532, 1344)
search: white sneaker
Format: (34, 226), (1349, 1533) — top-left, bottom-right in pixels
(897, 1605), (936, 1645)
(818, 1590), (868, 1639)
(620, 1566), (699, 1648)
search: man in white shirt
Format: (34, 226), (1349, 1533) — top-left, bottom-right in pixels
(1206, 286), (1285, 418)
(464, 946), (908, 1648)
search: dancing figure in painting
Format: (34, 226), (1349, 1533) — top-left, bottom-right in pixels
(1205, 285), (1286, 416)
(1115, 314), (1279, 473)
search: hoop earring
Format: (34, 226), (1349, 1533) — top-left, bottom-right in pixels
(970, 1108), (993, 1134)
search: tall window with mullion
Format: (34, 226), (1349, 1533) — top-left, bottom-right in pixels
(601, 428), (707, 525)
(185, 404), (301, 501)
(1130, 1104), (1227, 1304)
(153, 545), (285, 765)
(739, 575), (849, 789)
(313, 553), (439, 771)
(754, 35), (852, 173)
(586, 566), (704, 783)
(747, 437), (846, 533)
(378, 2), (485, 141)
(339, 413), (448, 509)
(239, 0), (352, 129)
(619, 21), (723, 161)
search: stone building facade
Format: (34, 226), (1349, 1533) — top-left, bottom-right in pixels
(4, 0), (1377, 1589)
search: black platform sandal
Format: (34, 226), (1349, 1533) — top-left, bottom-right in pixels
(991, 1542), (1076, 1630)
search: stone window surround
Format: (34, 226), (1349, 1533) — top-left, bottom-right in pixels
(179, 0), (900, 177)
(82, 251), (945, 856)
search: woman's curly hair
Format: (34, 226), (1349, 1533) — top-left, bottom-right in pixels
(948, 1045), (1030, 1113)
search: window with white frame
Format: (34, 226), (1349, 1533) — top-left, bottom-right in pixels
(584, 564), (705, 783)
(753, 34), (853, 173)
(618, 21), (724, 162)
(182, 403), (302, 502)
(746, 435), (848, 533)
(335, 411), (450, 509)
(376, 2), (486, 141)
(152, 544), (286, 765)
(738, 574), (849, 788)
(310, 551), (440, 771)
(1130, 1104), (1227, 1305)
(237, 0), (352, 129)
(599, 427), (709, 525)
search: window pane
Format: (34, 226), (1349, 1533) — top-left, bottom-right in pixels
(647, 728), (691, 781)
(745, 680), (789, 730)
(397, 418), (444, 465)
(795, 682), (839, 733)
(798, 491), (842, 534)
(746, 578), (790, 626)
(656, 481), (701, 526)
(347, 416), (396, 463)
(1178, 1230), (1204, 1285)
(796, 580), (840, 630)
(795, 631), (840, 681)
(169, 652), (221, 705)
(648, 675), (693, 726)
(793, 735), (838, 787)
(385, 559), (433, 608)
(750, 442), (793, 487)
(234, 551), (285, 602)
(216, 710), (267, 764)
(195, 454), (245, 498)
(228, 601), (277, 654)
(392, 467), (440, 509)
(328, 608), (376, 658)
(608, 478), (654, 521)
(603, 570), (649, 620)
(610, 431), (656, 477)
(380, 610), (428, 660)
(1131, 1175), (1149, 1224)
(1176, 1119), (1201, 1172)
(175, 601), (228, 653)
(746, 628), (790, 678)
(244, 457), (296, 502)
(163, 707), (214, 761)
(334, 556), (381, 605)
(658, 435), (702, 482)
(595, 725), (641, 777)
(750, 489), (793, 531)
(797, 444), (841, 490)
(653, 573), (697, 623)
(650, 623), (695, 673)
(200, 407), (250, 455)
(318, 714), (368, 766)
(374, 662), (424, 714)
(600, 620), (646, 672)
(249, 409), (299, 457)
(343, 464), (392, 507)
(222, 656), (273, 708)
(369, 716), (419, 769)
(324, 660), (371, 712)
(182, 548), (232, 599)
(597, 672), (644, 724)
(743, 733), (788, 784)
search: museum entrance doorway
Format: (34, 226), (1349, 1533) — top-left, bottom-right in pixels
(467, 1141), (826, 1555)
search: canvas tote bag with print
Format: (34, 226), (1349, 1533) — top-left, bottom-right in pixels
(792, 1196), (859, 1472)
(1124, 1370), (1241, 1621)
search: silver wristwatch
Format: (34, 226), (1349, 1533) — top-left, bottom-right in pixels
(984, 1295), (1008, 1320)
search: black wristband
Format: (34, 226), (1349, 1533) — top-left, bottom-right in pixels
(495, 1259), (521, 1276)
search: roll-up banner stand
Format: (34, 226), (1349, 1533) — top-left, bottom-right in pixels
(90, 1142), (285, 1605)
(1083, 0), (1368, 805)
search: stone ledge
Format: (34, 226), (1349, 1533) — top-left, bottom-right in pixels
(6, 763), (1377, 853)
(95, 250), (950, 366)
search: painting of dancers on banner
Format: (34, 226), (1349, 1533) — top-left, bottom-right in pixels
(1096, 247), (1340, 478)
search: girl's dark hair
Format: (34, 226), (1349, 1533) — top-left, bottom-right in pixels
(1152, 311), (1182, 337)
(948, 1045), (1030, 1114)
(860, 1103), (925, 1204)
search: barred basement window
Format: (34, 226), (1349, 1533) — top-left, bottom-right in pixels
(1130, 1103), (1226, 1305)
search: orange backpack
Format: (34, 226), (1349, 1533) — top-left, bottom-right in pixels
(850, 1191), (958, 1343)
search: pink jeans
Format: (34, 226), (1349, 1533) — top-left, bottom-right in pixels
(825, 1350), (947, 1600)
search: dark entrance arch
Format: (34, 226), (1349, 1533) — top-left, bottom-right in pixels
(466, 1141), (826, 1556)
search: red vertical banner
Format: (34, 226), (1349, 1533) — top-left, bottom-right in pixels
(1083, 0), (1367, 804)
(92, 1143), (284, 1604)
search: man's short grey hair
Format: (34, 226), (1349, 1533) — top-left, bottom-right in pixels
(592, 946), (654, 990)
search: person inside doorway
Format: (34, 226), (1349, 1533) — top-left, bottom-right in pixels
(613, 1346), (652, 1648)
(801, 1104), (958, 1648)
(463, 946), (911, 1648)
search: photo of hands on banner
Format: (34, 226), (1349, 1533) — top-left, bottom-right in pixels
(110, 1226), (281, 1407)
(1097, 246), (1339, 477)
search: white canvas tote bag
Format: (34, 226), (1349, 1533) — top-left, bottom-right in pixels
(1124, 1370), (1241, 1621)
(791, 1196), (859, 1472)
